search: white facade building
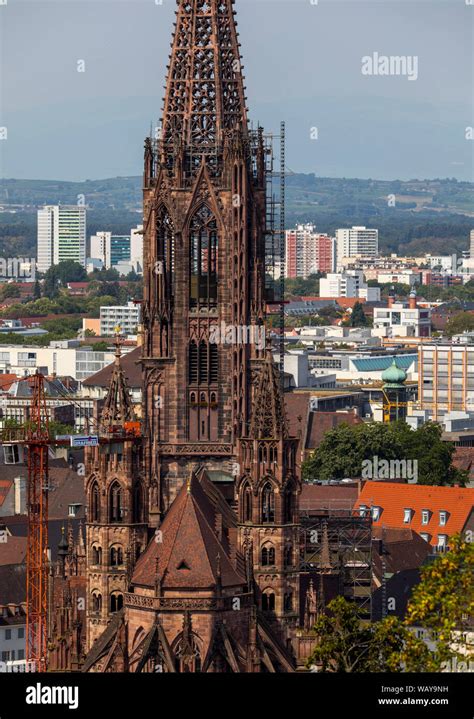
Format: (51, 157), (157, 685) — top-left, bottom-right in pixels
(373, 300), (431, 339)
(0, 342), (116, 381)
(130, 225), (144, 275)
(336, 226), (379, 263)
(100, 302), (141, 337)
(37, 206), (86, 273)
(0, 612), (26, 669)
(90, 231), (111, 269)
(319, 271), (380, 301)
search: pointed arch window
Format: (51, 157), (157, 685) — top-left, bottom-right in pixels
(109, 482), (123, 523)
(284, 487), (293, 523)
(156, 206), (175, 292)
(241, 483), (252, 523)
(261, 482), (275, 524)
(133, 483), (143, 523)
(189, 205), (218, 311)
(189, 342), (198, 383)
(90, 482), (100, 523)
(173, 633), (202, 674)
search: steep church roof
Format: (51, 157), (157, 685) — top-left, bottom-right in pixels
(132, 473), (245, 590)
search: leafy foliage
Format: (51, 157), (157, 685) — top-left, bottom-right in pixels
(302, 421), (467, 486)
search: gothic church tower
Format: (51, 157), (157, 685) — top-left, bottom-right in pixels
(141, 0), (268, 520)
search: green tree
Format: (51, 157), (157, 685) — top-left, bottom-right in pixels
(0, 284), (21, 299)
(350, 301), (368, 327)
(445, 312), (474, 337)
(306, 597), (433, 673)
(406, 535), (474, 664)
(302, 421), (467, 486)
(33, 279), (41, 300)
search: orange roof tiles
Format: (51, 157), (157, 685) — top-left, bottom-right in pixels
(355, 481), (474, 547)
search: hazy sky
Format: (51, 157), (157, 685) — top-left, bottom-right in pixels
(1, 0), (473, 181)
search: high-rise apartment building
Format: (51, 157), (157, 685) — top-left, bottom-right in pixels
(37, 205), (86, 272)
(418, 344), (474, 419)
(285, 224), (336, 278)
(470, 229), (474, 258)
(336, 226), (379, 264)
(90, 232), (131, 270)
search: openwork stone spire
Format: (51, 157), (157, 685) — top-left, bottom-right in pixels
(161, 0), (248, 168)
(249, 348), (288, 440)
(100, 337), (134, 431)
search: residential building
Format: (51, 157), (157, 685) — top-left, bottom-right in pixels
(336, 226), (378, 263)
(99, 302), (141, 337)
(37, 205), (86, 273)
(285, 224), (336, 278)
(0, 602), (26, 669)
(355, 482), (474, 552)
(376, 270), (421, 287)
(319, 271), (381, 301)
(418, 343), (474, 420)
(373, 291), (431, 338)
(130, 225), (144, 274)
(0, 341), (117, 382)
(90, 232), (132, 271)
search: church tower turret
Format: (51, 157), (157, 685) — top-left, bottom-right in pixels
(236, 348), (301, 645)
(84, 337), (148, 649)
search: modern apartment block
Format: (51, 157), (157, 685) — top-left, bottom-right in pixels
(285, 224), (336, 278)
(99, 302), (141, 337)
(0, 342), (116, 381)
(418, 343), (474, 419)
(37, 205), (86, 272)
(373, 292), (431, 338)
(319, 270), (381, 301)
(336, 226), (379, 264)
(90, 232), (131, 270)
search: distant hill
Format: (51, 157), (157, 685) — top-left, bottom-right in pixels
(0, 174), (472, 259)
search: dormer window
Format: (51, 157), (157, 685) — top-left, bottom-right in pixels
(372, 506), (381, 521)
(437, 534), (448, 551)
(403, 508), (413, 524)
(421, 509), (430, 526)
(439, 511), (447, 527)
(359, 505), (368, 517)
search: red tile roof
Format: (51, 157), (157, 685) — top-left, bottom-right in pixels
(0, 536), (27, 565)
(355, 482), (474, 547)
(0, 478), (13, 507)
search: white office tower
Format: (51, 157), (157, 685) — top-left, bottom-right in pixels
(470, 230), (474, 258)
(90, 231), (112, 268)
(336, 226), (379, 264)
(130, 225), (144, 274)
(37, 205), (86, 272)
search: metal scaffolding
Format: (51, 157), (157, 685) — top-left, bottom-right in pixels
(299, 504), (373, 620)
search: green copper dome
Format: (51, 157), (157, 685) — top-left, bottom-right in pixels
(382, 359), (407, 387)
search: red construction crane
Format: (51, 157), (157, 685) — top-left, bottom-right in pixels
(0, 372), (51, 671)
(25, 373), (50, 673)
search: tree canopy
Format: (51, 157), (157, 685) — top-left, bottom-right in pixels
(302, 421), (467, 486)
